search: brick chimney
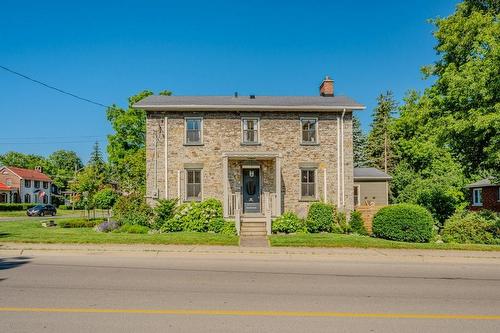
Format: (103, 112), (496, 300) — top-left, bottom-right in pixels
(319, 76), (334, 97)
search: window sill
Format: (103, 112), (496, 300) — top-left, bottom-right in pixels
(185, 198), (202, 202)
(300, 142), (320, 146)
(183, 143), (204, 146)
(299, 197), (319, 202)
(240, 142), (261, 146)
(472, 204), (483, 207)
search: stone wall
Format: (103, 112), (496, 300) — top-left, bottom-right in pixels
(145, 111), (354, 216)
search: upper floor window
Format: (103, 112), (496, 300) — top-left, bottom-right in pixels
(186, 169), (202, 201)
(185, 117), (203, 145)
(242, 117), (259, 144)
(34, 180), (40, 188)
(43, 181), (49, 189)
(301, 117), (318, 144)
(472, 188), (482, 206)
(24, 180), (31, 188)
(300, 168), (316, 200)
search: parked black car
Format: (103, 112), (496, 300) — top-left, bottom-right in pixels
(27, 205), (57, 217)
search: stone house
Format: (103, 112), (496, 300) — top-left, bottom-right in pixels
(134, 77), (365, 235)
(466, 178), (500, 213)
(0, 166), (53, 204)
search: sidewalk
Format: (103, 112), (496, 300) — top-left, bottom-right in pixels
(1, 242), (500, 264)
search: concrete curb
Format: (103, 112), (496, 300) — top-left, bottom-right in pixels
(1, 242), (500, 264)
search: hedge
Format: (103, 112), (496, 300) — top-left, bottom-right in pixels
(306, 202), (335, 233)
(0, 203), (37, 211)
(57, 218), (104, 228)
(272, 212), (306, 234)
(372, 204), (434, 243)
(442, 210), (499, 244)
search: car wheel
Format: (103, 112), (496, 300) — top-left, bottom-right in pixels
(51, 212), (56, 216)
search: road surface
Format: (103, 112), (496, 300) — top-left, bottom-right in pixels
(0, 250), (499, 332)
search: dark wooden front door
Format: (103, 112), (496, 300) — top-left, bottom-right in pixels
(242, 168), (260, 214)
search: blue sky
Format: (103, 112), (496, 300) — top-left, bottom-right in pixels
(0, 0), (459, 162)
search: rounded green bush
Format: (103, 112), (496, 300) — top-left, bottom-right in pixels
(349, 211), (368, 235)
(442, 211), (496, 244)
(272, 212), (306, 234)
(306, 202), (335, 233)
(372, 204), (434, 243)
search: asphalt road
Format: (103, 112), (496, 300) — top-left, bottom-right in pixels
(0, 251), (499, 332)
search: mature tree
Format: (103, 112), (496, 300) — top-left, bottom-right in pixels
(47, 150), (83, 189)
(366, 91), (398, 173)
(0, 151), (48, 170)
(106, 90), (172, 194)
(352, 114), (368, 167)
(420, 0), (500, 178)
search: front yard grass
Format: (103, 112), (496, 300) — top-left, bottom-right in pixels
(269, 233), (500, 251)
(0, 220), (238, 246)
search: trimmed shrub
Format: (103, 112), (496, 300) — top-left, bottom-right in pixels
(94, 220), (119, 232)
(164, 198), (224, 233)
(272, 212), (306, 234)
(58, 205), (69, 210)
(349, 211), (368, 235)
(152, 198), (178, 230)
(220, 220), (237, 235)
(306, 202), (335, 233)
(372, 204), (434, 243)
(57, 218), (103, 228)
(334, 211), (350, 234)
(0, 203), (36, 211)
(113, 193), (153, 226)
(442, 210), (497, 244)
(115, 224), (149, 234)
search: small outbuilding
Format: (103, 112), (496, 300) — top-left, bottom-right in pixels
(466, 178), (500, 212)
(353, 167), (392, 207)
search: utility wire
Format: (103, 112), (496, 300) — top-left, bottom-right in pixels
(0, 135), (107, 140)
(0, 65), (110, 108)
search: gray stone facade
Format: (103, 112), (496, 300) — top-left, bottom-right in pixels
(145, 111), (354, 217)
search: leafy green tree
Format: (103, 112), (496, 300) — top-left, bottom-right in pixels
(0, 151), (48, 170)
(352, 114), (368, 167)
(420, 0), (500, 178)
(47, 150), (83, 189)
(366, 91), (398, 173)
(106, 90), (172, 194)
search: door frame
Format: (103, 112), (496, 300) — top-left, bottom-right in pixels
(241, 164), (262, 214)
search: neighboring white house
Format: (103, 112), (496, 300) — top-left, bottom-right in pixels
(0, 166), (53, 204)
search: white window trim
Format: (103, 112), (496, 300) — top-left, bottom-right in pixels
(497, 187), (500, 202)
(299, 168), (318, 201)
(184, 168), (203, 202)
(184, 117), (204, 145)
(241, 117), (260, 144)
(354, 184), (361, 206)
(472, 188), (483, 206)
(300, 117), (319, 145)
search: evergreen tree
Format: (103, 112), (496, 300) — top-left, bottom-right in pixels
(366, 91), (397, 173)
(352, 114), (368, 167)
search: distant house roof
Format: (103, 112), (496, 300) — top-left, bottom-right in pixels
(354, 167), (392, 181)
(466, 178), (498, 188)
(0, 181), (11, 191)
(1, 166), (52, 182)
(133, 95), (365, 112)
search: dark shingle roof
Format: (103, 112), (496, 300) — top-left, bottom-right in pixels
(354, 167), (392, 181)
(466, 178), (498, 188)
(133, 95), (365, 111)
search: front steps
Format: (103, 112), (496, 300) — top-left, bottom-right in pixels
(239, 215), (269, 247)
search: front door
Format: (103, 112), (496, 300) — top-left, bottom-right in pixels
(242, 168), (260, 214)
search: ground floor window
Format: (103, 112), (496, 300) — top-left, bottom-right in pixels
(472, 188), (482, 206)
(354, 185), (360, 206)
(24, 193), (31, 203)
(300, 169), (316, 200)
(186, 169), (202, 201)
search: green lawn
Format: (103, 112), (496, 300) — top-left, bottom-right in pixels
(0, 209), (108, 218)
(269, 233), (500, 251)
(0, 220), (239, 246)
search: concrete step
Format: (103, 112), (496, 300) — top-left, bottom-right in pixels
(241, 222), (266, 227)
(241, 216), (266, 223)
(240, 231), (267, 236)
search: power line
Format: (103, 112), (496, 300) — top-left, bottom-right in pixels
(0, 135), (107, 140)
(0, 140), (103, 145)
(0, 65), (110, 108)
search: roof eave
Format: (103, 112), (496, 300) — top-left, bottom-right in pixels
(354, 177), (392, 181)
(133, 104), (366, 111)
